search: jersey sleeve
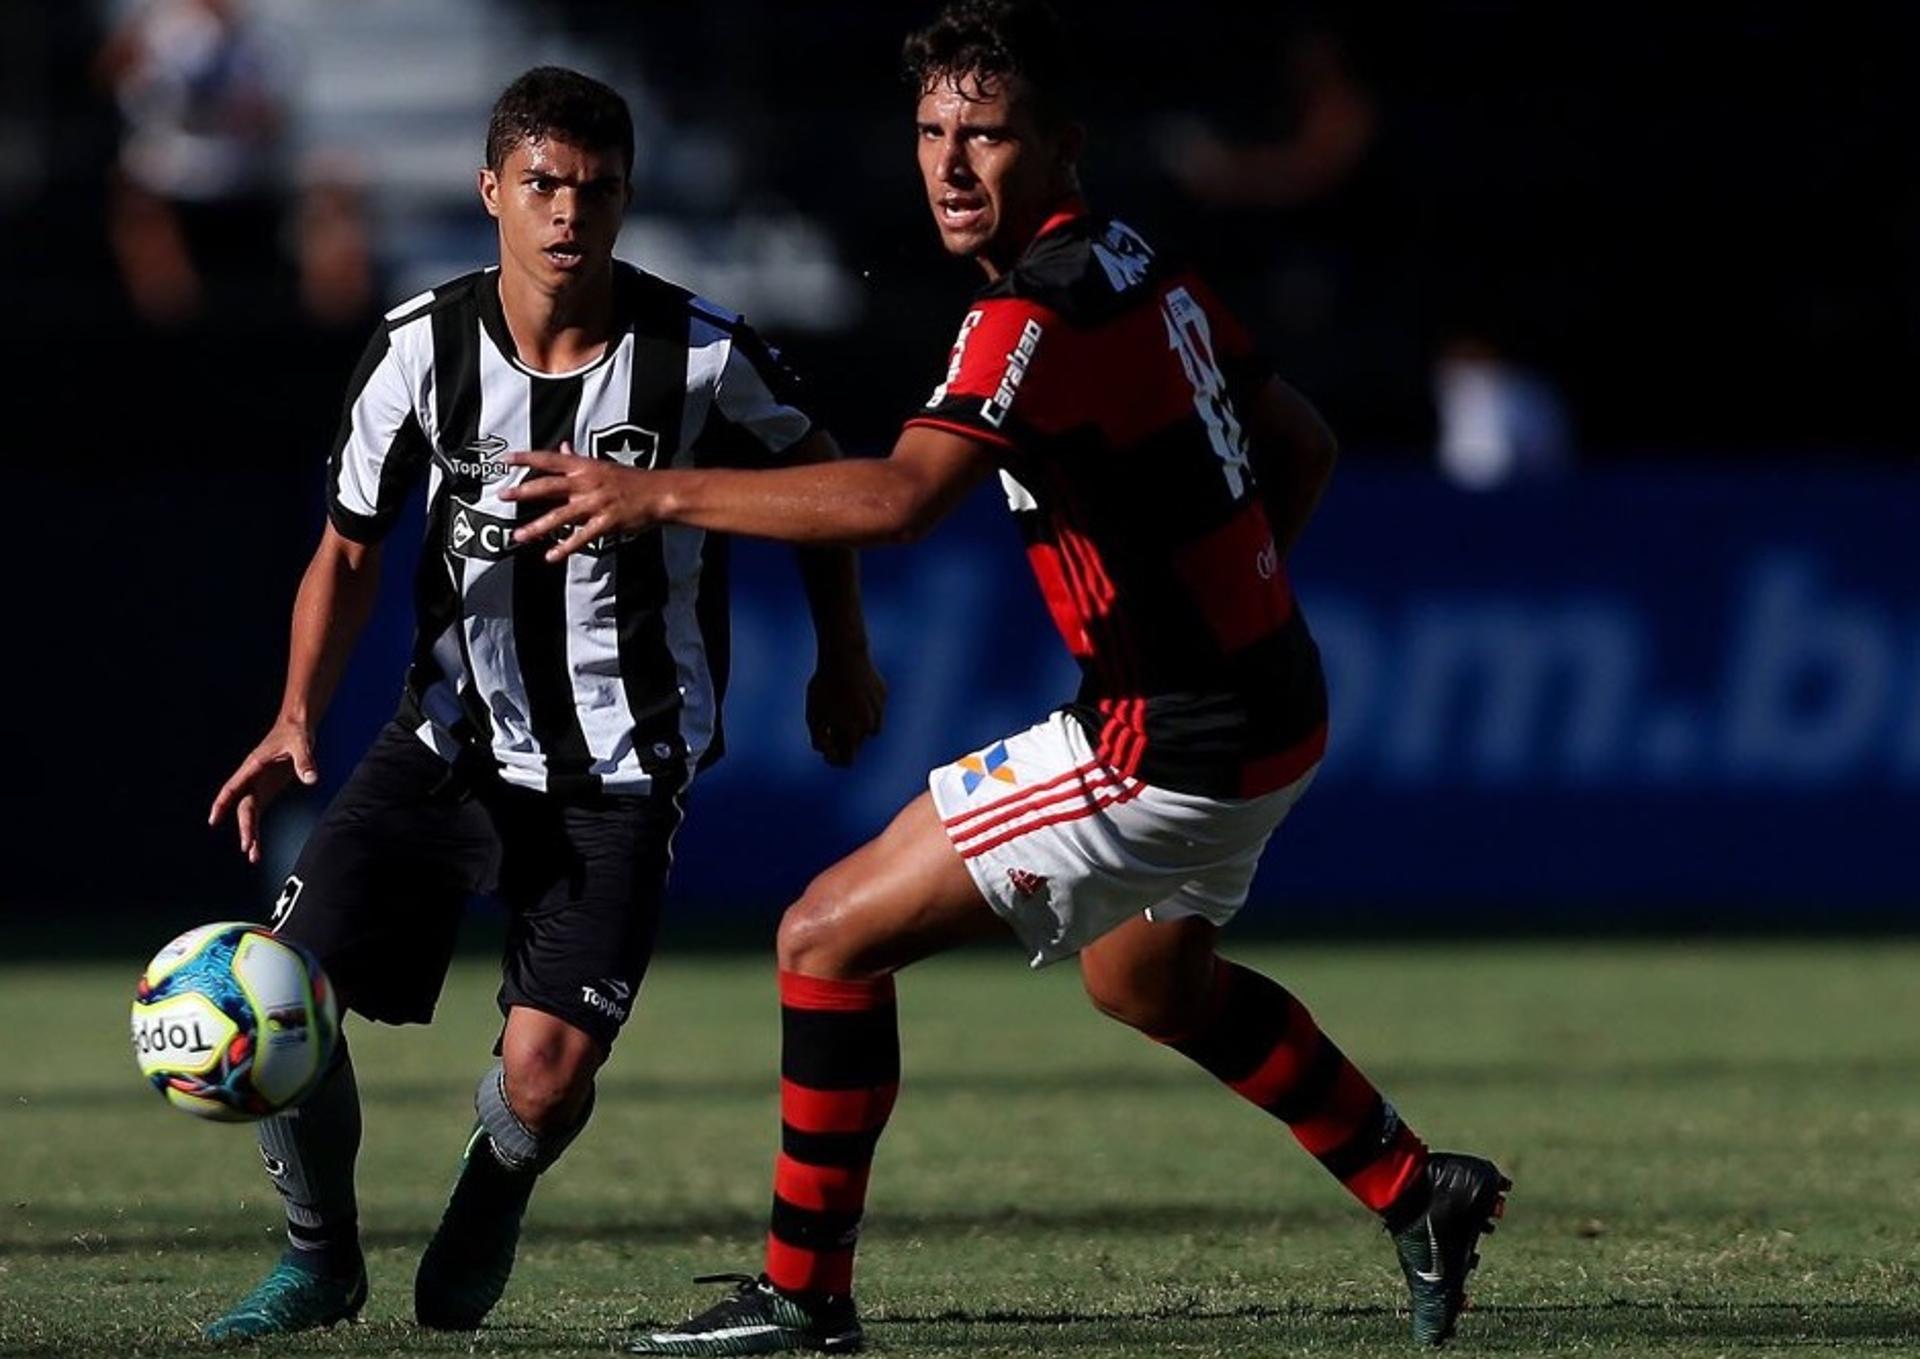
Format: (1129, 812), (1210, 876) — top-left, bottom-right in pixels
(696, 317), (817, 467)
(326, 324), (433, 543)
(905, 297), (1066, 451)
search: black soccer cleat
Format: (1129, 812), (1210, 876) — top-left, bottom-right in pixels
(413, 1128), (534, 1330)
(627, 1273), (863, 1355)
(1389, 1151), (1510, 1346)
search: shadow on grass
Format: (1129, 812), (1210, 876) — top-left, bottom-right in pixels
(7, 1300), (1909, 1358)
(0, 1323), (630, 1359)
(3, 1199), (1362, 1259)
(880, 1298), (1919, 1349)
(12, 1052), (1920, 1113)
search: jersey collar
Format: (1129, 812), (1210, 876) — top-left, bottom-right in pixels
(973, 199), (1089, 297)
(1032, 197), (1088, 247)
(478, 265), (635, 381)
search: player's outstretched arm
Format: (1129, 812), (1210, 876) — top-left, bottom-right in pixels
(778, 431), (890, 767)
(503, 424), (998, 558)
(1242, 375), (1339, 556)
(208, 523), (383, 863)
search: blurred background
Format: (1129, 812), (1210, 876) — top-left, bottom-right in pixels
(4, 0), (1915, 945)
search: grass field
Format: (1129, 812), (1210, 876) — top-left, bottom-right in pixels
(3, 940), (1918, 1358)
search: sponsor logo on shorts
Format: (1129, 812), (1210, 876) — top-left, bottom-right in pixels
(580, 980), (631, 1024)
(958, 740), (1017, 796)
(1006, 867), (1049, 900)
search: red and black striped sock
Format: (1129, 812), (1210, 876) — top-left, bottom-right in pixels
(765, 970), (899, 1298)
(1163, 958), (1431, 1229)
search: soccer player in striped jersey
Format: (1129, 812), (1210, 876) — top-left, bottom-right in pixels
(508, 6), (1508, 1351)
(202, 67), (886, 1342)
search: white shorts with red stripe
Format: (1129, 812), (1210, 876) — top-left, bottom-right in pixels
(928, 712), (1317, 967)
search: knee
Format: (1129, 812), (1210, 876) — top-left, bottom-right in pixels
(501, 1035), (599, 1133)
(776, 877), (844, 976)
(776, 873), (888, 979)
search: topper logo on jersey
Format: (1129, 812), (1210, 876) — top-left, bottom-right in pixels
(448, 498), (520, 561)
(589, 423), (660, 470)
(438, 433), (512, 483)
(982, 319), (1045, 428)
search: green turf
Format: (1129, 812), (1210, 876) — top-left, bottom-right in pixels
(3, 941), (1918, 1357)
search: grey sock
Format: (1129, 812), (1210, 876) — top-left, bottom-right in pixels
(257, 1039), (362, 1271)
(473, 1060), (595, 1175)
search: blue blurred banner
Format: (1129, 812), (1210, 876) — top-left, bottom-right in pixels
(1283, 467), (1918, 916)
(327, 465), (1920, 923)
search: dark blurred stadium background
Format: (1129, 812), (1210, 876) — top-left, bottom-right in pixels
(5, 0), (1915, 940)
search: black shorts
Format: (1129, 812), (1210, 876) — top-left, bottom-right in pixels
(271, 722), (683, 1049)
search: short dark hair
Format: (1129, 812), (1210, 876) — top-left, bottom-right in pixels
(485, 66), (634, 176)
(902, 0), (1079, 124)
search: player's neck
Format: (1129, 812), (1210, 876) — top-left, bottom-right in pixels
(976, 194), (1084, 283)
(496, 262), (617, 373)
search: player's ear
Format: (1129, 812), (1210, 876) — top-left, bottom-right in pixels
(477, 166), (502, 219)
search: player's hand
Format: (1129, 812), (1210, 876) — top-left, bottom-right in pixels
(208, 718), (319, 864)
(503, 443), (663, 562)
(806, 649), (886, 767)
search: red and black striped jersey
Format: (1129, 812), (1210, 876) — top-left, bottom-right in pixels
(905, 206), (1327, 799)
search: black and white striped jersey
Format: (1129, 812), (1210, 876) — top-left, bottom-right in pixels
(326, 261), (814, 797)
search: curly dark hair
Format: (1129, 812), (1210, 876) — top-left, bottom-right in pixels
(902, 0), (1079, 124)
(485, 67), (634, 175)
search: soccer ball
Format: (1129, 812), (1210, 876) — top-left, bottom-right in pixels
(130, 922), (339, 1122)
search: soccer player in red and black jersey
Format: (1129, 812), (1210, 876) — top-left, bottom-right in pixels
(508, 3), (1508, 1350)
